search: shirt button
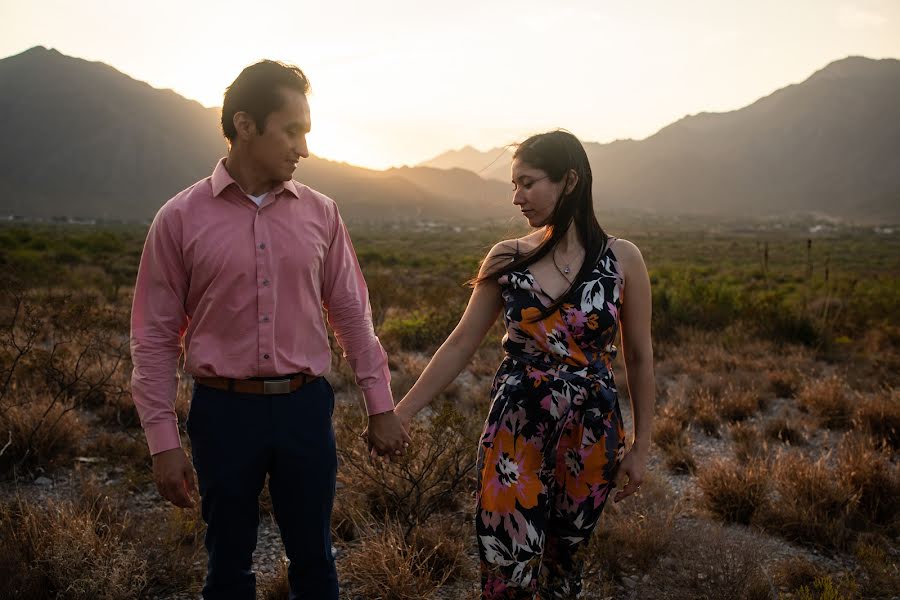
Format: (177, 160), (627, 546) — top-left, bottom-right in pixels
(262, 279), (270, 287)
(263, 353), (270, 359)
(258, 243), (266, 250)
(261, 315), (270, 322)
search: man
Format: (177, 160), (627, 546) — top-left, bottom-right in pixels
(130, 60), (409, 600)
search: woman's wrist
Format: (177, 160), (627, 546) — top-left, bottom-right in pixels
(629, 435), (652, 455)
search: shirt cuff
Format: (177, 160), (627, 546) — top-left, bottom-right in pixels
(145, 420), (183, 456)
(362, 384), (395, 416)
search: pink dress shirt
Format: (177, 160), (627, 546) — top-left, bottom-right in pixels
(131, 159), (393, 455)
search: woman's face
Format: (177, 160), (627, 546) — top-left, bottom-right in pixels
(511, 158), (568, 228)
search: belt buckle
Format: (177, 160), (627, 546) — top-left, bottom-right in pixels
(263, 379), (291, 394)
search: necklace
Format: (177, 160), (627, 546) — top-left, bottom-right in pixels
(552, 246), (583, 281)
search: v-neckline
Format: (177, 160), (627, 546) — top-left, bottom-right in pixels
(515, 238), (618, 309)
(523, 263), (590, 309)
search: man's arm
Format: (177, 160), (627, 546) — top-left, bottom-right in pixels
(131, 205), (196, 506)
(320, 202), (409, 456)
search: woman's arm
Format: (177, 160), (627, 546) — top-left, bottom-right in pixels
(394, 242), (511, 425)
(611, 239), (656, 502)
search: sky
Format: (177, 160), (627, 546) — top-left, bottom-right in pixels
(2, 0), (900, 170)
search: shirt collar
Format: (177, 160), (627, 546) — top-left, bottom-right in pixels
(211, 158), (301, 199)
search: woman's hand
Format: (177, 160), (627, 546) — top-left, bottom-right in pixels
(612, 443), (648, 503)
(394, 400), (414, 432)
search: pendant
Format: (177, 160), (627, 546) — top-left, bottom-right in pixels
(564, 266), (570, 274)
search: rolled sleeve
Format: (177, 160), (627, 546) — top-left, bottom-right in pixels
(321, 203), (394, 415)
(130, 204), (190, 455)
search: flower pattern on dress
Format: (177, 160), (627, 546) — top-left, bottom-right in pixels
(476, 241), (628, 599)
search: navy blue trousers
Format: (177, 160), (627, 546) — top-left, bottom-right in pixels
(186, 378), (338, 600)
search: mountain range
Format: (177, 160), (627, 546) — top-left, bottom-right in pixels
(1, 46), (898, 223)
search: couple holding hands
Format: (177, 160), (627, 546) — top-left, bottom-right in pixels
(130, 59), (654, 600)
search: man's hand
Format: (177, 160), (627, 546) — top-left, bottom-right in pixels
(151, 447), (198, 508)
(363, 411), (411, 460)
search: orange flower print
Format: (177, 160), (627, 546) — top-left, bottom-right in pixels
(519, 307), (587, 367)
(480, 427), (544, 515)
(555, 425), (610, 508)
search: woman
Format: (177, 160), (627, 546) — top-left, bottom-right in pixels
(394, 130), (655, 599)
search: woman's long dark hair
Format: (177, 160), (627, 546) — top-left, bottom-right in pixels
(474, 130), (608, 318)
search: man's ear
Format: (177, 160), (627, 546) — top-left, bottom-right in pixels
(233, 111), (257, 142)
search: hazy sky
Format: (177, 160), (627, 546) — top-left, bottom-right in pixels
(3, 0), (900, 169)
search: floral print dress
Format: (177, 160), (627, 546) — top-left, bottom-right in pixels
(477, 240), (627, 599)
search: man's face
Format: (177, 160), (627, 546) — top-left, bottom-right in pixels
(247, 87), (311, 182)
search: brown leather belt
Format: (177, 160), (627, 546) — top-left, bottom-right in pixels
(194, 373), (318, 395)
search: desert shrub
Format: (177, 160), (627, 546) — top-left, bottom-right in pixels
(853, 387), (900, 449)
(0, 391), (87, 471)
(765, 412), (807, 445)
(836, 435), (900, 533)
(761, 450), (858, 550)
(258, 559), (290, 600)
(653, 413), (685, 451)
(854, 540), (900, 599)
(585, 475), (678, 578)
(795, 575), (859, 600)
(0, 490), (148, 599)
(0, 279), (130, 473)
(768, 368), (802, 398)
(772, 556), (826, 592)
(692, 387), (721, 436)
(380, 308), (462, 352)
(797, 375), (853, 429)
(335, 400), (479, 535)
(653, 412), (696, 474)
(729, 421), (768, 463)
(633, 519), (775, 600)
(719, 385), (764, 422)
(698, 458), (769, 525)
(340, 518), (469, 600)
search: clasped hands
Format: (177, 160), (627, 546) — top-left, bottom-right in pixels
(361, 408), (411, 460)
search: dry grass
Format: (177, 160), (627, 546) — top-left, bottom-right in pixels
(768, 368), (802, 399)
(335, 400), (479, 533)
(854, 540), (900, 598)
(729, 421), (768, 463)
(331, 487), (368, 542)
(836, 434), (900, 534)
(0, 485), (148, 599)
(719, 384), (766, 422)
(653, 410), (696, 474)
(633, 519), (775, 600)
(653, 412), (686, 451)
(797, 374), (853, 429)
(340, 518), (470, 600)
(794, 575), (859, 600)
(765, 411), (807, 445)
(853, 386), (900, 450)
(258, 559), (291, 600)
(760, 434), (899, 552)
(0, 392), (87, 471)
(692, 387), (722, 436)
(772, 556), (826, 593)
(760, 450), (858, 550)
(664, 441), (697, 475)
(585, 474), (679, 579)
(698, 458), (770, 525)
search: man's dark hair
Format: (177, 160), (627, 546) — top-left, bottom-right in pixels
(221, 60), (310, 142)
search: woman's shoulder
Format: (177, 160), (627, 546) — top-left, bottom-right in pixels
(606, 237), (647, 282)
(486, 231), (541, 259)
(607, 237), (643, 262)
